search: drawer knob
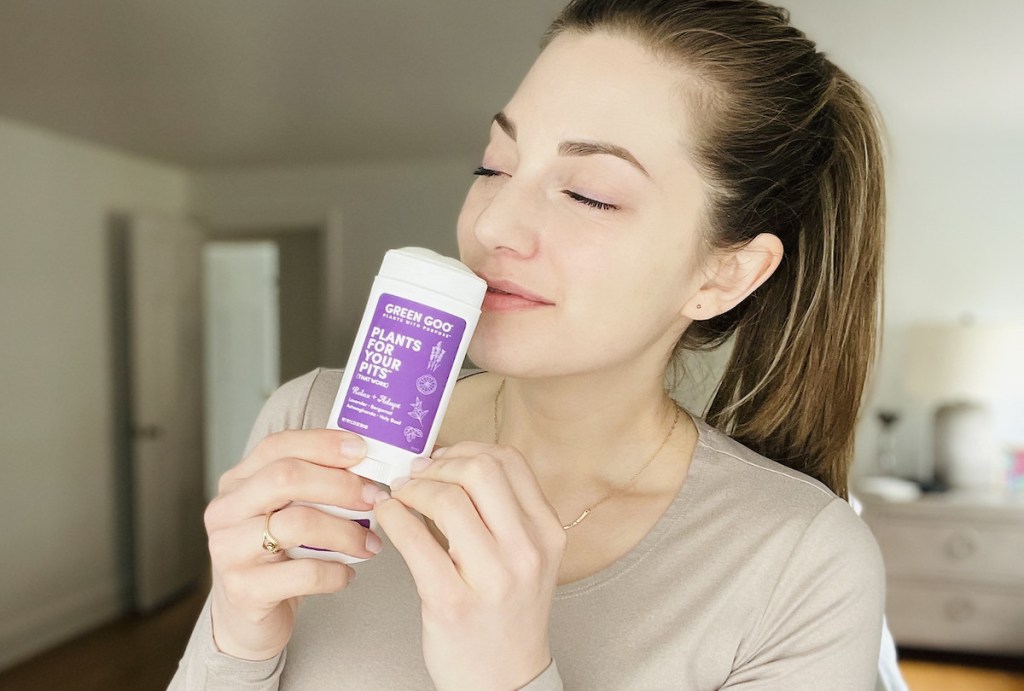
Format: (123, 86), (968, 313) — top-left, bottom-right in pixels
(944, 533), (977, 560)
(944, 596), (977, 623)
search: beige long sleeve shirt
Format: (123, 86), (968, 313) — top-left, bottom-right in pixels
(172, 368), (884, 690)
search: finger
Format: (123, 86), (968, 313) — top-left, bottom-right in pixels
(387, 478), (505, 586)
(220, 429), (368, 491)
(207, 459), (378, 530)
(487, 450), (563, 532)
(428, 442), (560, 532)
(410, 450), (530, 543)
(373, 493), (461, 599)
(210, 505), (381, 565)
(219, 557), (354, 608)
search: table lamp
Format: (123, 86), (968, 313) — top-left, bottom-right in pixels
(904, 321), (1024, 489)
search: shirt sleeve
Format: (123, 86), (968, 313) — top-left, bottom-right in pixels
(167, 370), (321, 690)
(168, 596), (286, 691)
(722, 497), (886, 690)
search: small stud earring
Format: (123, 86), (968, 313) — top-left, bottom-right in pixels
(696, 304), (702, 310)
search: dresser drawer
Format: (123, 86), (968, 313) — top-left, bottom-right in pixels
(886, 580), (1024, 655)
(866, 517), (1024, 583)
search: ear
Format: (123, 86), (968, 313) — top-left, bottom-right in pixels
(683, 233), (783, 320)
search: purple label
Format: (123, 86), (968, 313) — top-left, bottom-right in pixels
(338, 293), (466, 454)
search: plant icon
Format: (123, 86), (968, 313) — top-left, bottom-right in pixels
(408, 397), (430, 427)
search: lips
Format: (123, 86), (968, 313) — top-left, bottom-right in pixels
(479, 275), (554, 313)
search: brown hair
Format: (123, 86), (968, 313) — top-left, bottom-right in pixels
(544, 0), (886, 498)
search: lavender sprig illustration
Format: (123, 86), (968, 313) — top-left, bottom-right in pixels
(428, 341), (446, 372)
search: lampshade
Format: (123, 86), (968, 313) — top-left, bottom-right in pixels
(904, 322), (1024, 401)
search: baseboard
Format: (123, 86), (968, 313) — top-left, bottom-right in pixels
(0, 579), (125, 672)
(899, 647), (1024, 671)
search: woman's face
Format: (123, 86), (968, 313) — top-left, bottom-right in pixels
(457, 31), (710, 379)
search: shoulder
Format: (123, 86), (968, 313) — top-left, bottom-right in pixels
(683, 419), (885, 683)
(686, 415), (883, 590)
(242, 368), (340, 455)
(693, 418), (837, 507)
(690, 416), (874, 540)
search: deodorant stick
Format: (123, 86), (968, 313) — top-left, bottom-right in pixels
(330, 247), (486, 485)
(286, 248), (484, 564)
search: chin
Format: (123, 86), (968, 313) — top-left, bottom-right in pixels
(466, 332), (519, 376)
(466, 323), (554, 379)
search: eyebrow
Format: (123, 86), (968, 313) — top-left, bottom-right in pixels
(492, 111), (651, 178)
(493, 111), (517, 140)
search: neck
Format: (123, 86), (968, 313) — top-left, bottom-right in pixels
(496, 356), (679, 485)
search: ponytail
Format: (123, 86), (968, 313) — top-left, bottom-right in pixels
(547, 0), (887, 497)
(705, 70), (885, 498)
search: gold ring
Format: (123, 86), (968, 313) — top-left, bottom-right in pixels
(262, 511), (282, 554)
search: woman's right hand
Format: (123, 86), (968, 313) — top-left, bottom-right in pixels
(203, 429), (383, 660)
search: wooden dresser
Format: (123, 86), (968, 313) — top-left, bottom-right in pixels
(860, 489), (1024, 656)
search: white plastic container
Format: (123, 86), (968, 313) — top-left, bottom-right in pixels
(330, 247), (486, 485)
(286, 248), (485, 564)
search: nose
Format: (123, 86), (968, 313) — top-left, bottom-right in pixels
(467, 177), (541, 258)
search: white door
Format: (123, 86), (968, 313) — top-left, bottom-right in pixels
(202, 241), (280, 500)
(125, 212), (207, 612)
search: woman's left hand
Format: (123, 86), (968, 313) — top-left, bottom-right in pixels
(374, 441), (566, 691)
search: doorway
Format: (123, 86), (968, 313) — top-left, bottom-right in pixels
(202, 227), (326, 496)
(110, 218), (328, 613)
(202, 241), (280, 500)
(109, 212), (207, 613)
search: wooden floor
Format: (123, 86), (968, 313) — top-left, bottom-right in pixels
(0, 586), (207, 691)
(901, 659), (1024, 691)
(1, 586), (1022, 690)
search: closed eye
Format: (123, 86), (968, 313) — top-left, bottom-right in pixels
(564, 190), (618, 211)
(473, 166), (504, 177)
(474, 167), (617, 211)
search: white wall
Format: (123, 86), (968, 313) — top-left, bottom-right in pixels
(191, 157), (476, 364)
(856, 125), (1024, 479)
(0, 116), (190, 669)
(771, 0), (1024, 480)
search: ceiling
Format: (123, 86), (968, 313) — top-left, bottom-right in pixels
(0, 0), (1020, 170)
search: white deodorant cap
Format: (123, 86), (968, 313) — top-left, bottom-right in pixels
(379, 247), (486, 308)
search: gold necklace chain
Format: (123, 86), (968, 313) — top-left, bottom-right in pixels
(492, 378), (680, 530)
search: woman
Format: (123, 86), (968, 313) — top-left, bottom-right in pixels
(174, 0), (890, 688)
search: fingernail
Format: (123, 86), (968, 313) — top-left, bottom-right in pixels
(410, 457), (431, 473)
(340, 437), (367, 459)
(373, 489), (391, 505)
(365, 531), (383, 554)
(431, 447), (448, 460)
(390, 476), (410, 492)
(361, 482), (380, 505)
(346, 566), (357, 581)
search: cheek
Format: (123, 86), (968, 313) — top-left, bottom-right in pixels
(455, 186), (481, 259)
(575, 230), (700, 318)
